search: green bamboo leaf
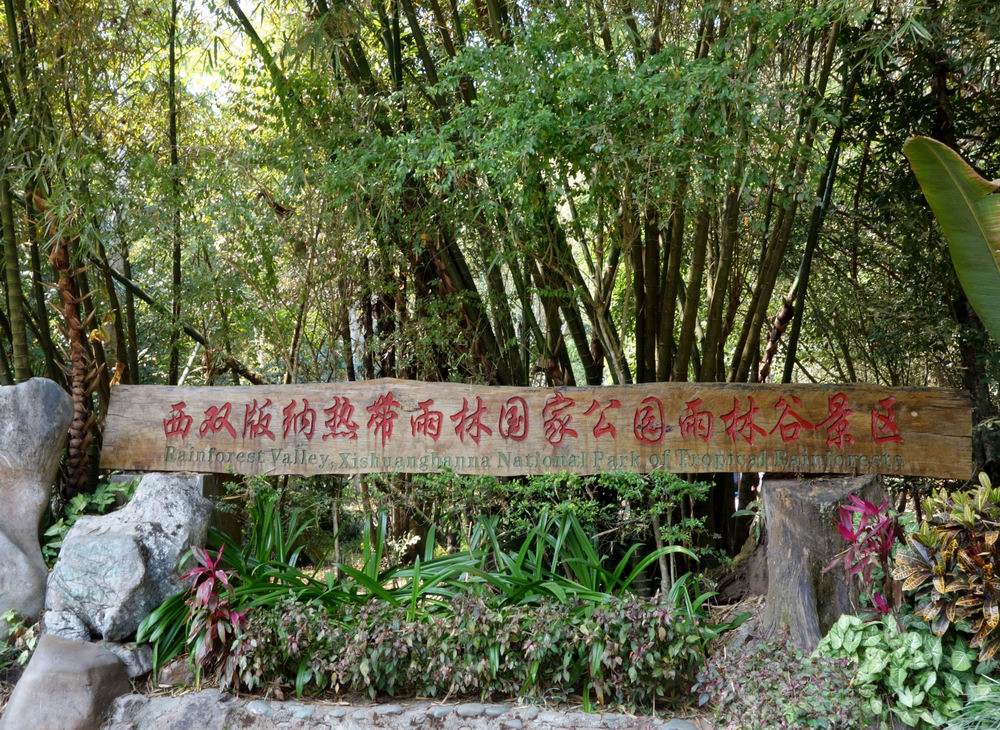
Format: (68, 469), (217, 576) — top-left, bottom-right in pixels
(903, 135), (1000, 341)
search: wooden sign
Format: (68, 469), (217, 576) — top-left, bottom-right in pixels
(99, 379), (972, 479)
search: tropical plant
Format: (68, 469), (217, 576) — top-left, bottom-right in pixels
(904, 136), (1000, 343)
(826, 495), (900, 615)
(139, 499), (709, 679)
(892, 474), (1000, 661)
(468, 509), (696, 606)
(817, 613), (991, 728)
(182, 546), (246, 687)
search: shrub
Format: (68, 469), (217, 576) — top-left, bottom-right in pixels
(585, 595), (706, 707)
(140, 502), (702, 674)
(826, 495), (900, 615)
(892, 474), (1000, 661)
(233, 592), (713, 710)
(693, 637), (864, 729)
(183, 546), (246, 687)
(817, 613), (992, 728)
(139, 482), (735, 704)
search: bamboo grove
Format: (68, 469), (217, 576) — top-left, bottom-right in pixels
(0, 1), (997, 526)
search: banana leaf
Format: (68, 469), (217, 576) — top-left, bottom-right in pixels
(903, 136), (1000, 341)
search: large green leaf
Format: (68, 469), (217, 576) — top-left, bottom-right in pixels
(903, 136), (1000, 341)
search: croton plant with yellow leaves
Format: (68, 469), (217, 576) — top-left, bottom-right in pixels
(893, 473), (1000, 662)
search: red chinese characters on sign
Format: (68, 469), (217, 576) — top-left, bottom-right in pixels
(451, 396), (492, 445)
(770, 396), (813, 443)
(199, 403), (237, 438)
(871, 396), (903, 444)
(584, 399), (620, 439)
(543, 392), (578, 446)
(633, 396), (665, 444)
(816, 392), (855, 450)
(323, 396), (359, 441)
(679, 398), (713, 442)
(721, 397), (766, 445)
(498, 396), (529, 442)
(163, 401), (193, 439)
(282, 399), (317, 440)
(367, 392), (401, 447)
(160, 388), (910, 461)
(411, 399), (444, 441)
(243, 398), (276, 441)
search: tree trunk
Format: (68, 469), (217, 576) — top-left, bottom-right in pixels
(24, 194), (58, 382)
(762, 474), (887, 650)
(0, 177), (29, 381)
(167, 0), (182, 384)
(49, 234), (94, 495)
(120, 236), (140, 382)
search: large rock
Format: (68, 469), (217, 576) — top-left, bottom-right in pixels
(0, 634), (130, 730)
(97, 642), (153, 679)
(0, 378), (73, 636)
(44, 472), (212, 641)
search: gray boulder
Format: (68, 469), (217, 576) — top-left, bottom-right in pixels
(97, 642), (153, 679)
(0, 378), (72, 637)
(44, 472), (212, 642)
(0, 633), (130, 730)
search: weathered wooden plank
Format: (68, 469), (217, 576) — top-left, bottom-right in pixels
(99, 379), (972, 479)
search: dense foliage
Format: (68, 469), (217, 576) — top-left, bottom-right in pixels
(893, 475), (1000, 661)
(693, 637), (865, 729)
(236, 594), (709, 708)
(818, 613), (991, 729)
(3, 0), (998, 720)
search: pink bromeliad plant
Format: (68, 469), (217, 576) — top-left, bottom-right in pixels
(826, 495), (900, 616)
(182, 545), (247, 686)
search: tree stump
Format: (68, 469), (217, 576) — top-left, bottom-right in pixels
(761, 474), (887, 650)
